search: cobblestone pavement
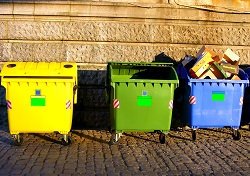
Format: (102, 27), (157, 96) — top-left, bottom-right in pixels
(0, 107), (249, 176)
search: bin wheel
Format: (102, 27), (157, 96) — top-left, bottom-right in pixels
(109, 133), (120, 145)
(109, 138), (117, 145)
(12, 134), (23, 146)
(108, 127), (112, 133)
(232, 130), (241, 141)
(159, 133), (166, 144)
(61, 135), (72, 146)
(192, 130), (197, 141)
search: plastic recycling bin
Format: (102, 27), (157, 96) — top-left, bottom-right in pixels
(0, 62), (77, 145)
(107, 62), (179, 144)
(177, 65), (249, 140)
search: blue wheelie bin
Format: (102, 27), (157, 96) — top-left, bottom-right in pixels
(177, 64), (249, 140)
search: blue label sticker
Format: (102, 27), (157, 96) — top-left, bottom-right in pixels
(142, 90), (148, 96)
(35, 89), (41, 96)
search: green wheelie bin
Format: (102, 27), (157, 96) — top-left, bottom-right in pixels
(107, 62), (179, 144)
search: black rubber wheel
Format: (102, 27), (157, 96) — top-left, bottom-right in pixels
(61, 136), (72, 146)
(192, 130), (197, 141)
(159, 133), (166, 144)
(108, 127), (112, 133)
(109, 138), (117, 145)
(12, 135), (23, 146)
(109, 133), (119, 145)
(232, 130), (241, 141)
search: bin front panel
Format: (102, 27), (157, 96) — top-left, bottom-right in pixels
(188, 81), (246, 128)
(5, 81), (74, 134)
(111, 81), (177, 132)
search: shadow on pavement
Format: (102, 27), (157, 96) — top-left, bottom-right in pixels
(168, 133), (193, 141)
(0, 106), (8, 133)
(0, 135), (12, 146)
(32, 133), (62, 145)
(205, 128), (232, 135)
(195, 129), (231, 140)
(71, 130), (110, 144)
(123, 133), (159, 144)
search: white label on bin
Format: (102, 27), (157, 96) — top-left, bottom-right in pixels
(66, 100), (71, 109)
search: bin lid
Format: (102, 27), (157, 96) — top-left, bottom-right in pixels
(108, 62), (174, 67)
(108, 62), (179, 83)
(0, 62), (77, 78)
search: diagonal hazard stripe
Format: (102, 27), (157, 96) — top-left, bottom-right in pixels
(7, 100), (12, 109)
(113, 99), (120, 109)
(66, 100), (71, 109)
(189, 96), (196, 105)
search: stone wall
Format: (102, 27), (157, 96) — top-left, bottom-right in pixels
(0, 0), (250, 128)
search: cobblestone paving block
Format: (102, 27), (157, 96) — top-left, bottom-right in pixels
(0, 106), (249, 175)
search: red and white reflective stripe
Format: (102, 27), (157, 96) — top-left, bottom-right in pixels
(113, 99), (120, 109)
(66, 100), (71, 109)
(169, 100), (173, 109)
(7, 100), (12, 109)
(240, 97), (243, 106)
(189, 96), (196, 105)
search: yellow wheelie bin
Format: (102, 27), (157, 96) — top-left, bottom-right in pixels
(0, 62), (77, 145)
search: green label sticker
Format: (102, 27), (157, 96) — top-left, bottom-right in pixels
(212, 91), (225, 102)
(137, 96), (152, 107)
(31, 96), (46, 106)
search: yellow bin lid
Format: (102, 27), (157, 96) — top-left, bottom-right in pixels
(1, 62), (77, 79)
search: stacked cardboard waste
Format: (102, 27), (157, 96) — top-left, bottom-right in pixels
(182, 46), (241, 80)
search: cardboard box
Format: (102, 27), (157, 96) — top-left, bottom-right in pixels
(184, 46), (242, 80)
(196, 46), (216, 59)
(213, 52), (224, 63)
(231, 75), (241, 80)
(223, 48), (239, 65)
(190, 51), (214, 78)
(209, 63), (228, 79)
(225, 72), (232, 78)
(199, 69), (217, 79)
(198, 63), (227, 79)
(221, 63), (239, 75)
